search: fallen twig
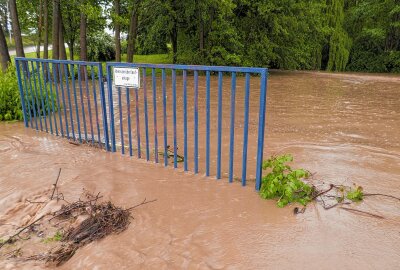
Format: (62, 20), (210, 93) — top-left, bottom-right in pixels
(50, 168), (62, 200)
(339, 207), (385, 219)
(312, 184), (334, 200)
(26, 199), (47, 204)
(0, 215), (47, 249)
(127, 198), (157, 211)
(363, 193), (400, 201)
(68, 141), (80, 146)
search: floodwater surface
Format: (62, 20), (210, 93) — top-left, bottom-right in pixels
(0, 71), (399, 269)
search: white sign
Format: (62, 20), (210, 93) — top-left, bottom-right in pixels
(113, 67), (140, 88)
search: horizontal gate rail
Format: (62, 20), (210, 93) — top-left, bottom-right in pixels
(106, 62), (268, 190)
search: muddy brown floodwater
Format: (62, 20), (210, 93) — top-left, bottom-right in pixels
(1, 71), (400, 269)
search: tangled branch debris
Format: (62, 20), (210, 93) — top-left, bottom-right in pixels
(0, 186), (156, 267)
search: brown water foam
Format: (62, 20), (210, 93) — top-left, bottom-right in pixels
(1, 70), (399, 269)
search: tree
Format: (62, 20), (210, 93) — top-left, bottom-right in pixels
(126, 0), (139, 63)
(325, 0), (351, 71)
(113, 0), (121, 61)
(80, 0), (87, 62)
(43, 0), (49, 59)
(59, 7), (67, 60)
(52, 0), (60, 60)
(0, 23), (10, 71)
(36, 0), (43, 58)
(9, 0), (25, 57)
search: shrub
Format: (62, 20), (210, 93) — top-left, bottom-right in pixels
(0, 65), (58, 122)
(86, 32), (116, 62)
(0, 66), (23, 121)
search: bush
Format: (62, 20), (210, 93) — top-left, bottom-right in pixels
(0, 66), (23, 121)
(0, 65), (58, 122)
(86, 32), (116, 62)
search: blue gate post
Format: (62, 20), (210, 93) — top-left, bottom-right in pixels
(15, 59), (28, 127)
(106, 65), (116, 152)
(255, 70), (268, 191)
(98, 64), (110, 151)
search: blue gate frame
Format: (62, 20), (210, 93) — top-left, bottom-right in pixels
(15, 58), (268, 190)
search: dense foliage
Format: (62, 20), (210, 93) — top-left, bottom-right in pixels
(0, 0), (399, 71)
(0, 66), (22, 121)
(86, 32), (116, 62)
(0, 66), (57, 122)
(131, 0), (399, 72)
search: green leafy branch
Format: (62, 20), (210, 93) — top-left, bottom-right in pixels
(260, 154), (366, 208)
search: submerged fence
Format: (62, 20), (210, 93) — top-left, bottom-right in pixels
(16, 58), (268, 190)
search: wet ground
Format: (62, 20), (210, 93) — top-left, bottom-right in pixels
(0, 71), (399, 269)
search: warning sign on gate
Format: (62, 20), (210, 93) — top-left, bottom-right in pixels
(113, 67), (140, 88)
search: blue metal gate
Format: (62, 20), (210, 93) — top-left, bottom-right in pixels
(16, 58), (268, 190)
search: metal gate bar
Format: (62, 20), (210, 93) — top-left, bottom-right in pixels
(15, 58), (110, 151)
(106, 63), (268, 190)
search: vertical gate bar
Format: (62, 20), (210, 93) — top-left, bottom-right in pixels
(172, 69), (177, 168)
(134, 87), (141, 158)
(152, 68), (159, 163)
(216, 71), (223, 179)
(77, 64), (88, 141)
(36, 61), (48, 132)
(183, 70), (188, 171)
(143, 68), (150, 161)
(31, 61), (43, 131)
(90, 66), (101, 147)
(255, 70), (268, 191)
(98, 64), (110, 151)
(241, 73), (251, 186)
(52, 63), (64, 136)
(64, 64), (75, 140)
(58, 63), (69, 138)
(205, 70), (211, 176)
(41, 62), (53, 134)
(21, 61), (33, 128)
(84, 66), (94, 144)
(162, 69), (168, 166)
(15, 59), (28, 127)
(228, 72), (237, 183)
(194, 70), (199, 174)
(118, 87), (124, 154)
(27, 64), (38, 130)
(47, 62), (58, 135)
(126, 87), (133, 156)
(106, 65), (116, 152)
(71, 64), (82, 142)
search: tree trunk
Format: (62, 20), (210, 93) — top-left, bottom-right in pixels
(114, 0), (121, 62)
(68, 41), (74, 60)
(126, 7), (138, 63)
(52, 0), (60, 60)
(79, 1), (87, 78)
(9, 0), (25, 57)
(0, 24), (11, 72)
(43, 0), (49, 59)
(170, 20), (177, 64)
(59, 10), (67, 60)
(36, 0), (43, 58)
(169, 0), (178, 64)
